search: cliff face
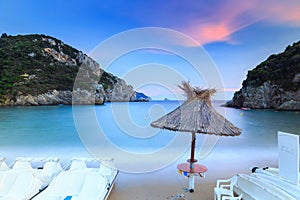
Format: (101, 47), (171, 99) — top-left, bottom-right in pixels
(226, 40), (300, 110)
(0, 34), (136, 106)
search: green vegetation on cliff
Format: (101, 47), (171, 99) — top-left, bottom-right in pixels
(0, 34), (118, 104)
(227, 40), (300, 110)
(242, 40), (300, 91)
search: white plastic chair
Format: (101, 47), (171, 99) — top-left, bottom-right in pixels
(214, 176), (237, 200)
(221, 194), (243, 200)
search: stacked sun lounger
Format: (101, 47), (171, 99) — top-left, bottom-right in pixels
(234, 173), (297, 200)
(32, 157), (118, 200)
(214, 169), (300, 200)
(214, 132), (300, 200)
(0, 157), (118, 200)
(0, 157), (62, 200)
(254, 167), (300, 185)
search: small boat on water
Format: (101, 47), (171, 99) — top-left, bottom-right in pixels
(240, 107), (251, 111)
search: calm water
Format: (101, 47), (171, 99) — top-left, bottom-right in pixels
(0, 101), (299, 166)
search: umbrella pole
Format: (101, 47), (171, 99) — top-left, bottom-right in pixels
(190, 131), (196, 169)
(189, 131), (196, 193)
(188, 175), (195, 192)
(177, 134), (208, 193)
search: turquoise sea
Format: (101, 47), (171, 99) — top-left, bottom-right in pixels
(0, 101), (299, 170)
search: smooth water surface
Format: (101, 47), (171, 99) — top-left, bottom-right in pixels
(0, 101), (299, 165)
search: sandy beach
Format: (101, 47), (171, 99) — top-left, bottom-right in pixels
(108, 167), (217, 200)
(108, 146), (278, 200)
(0, 139), (279, 200)
(1, 142), (278, 200)
(1, 144), (279, 200)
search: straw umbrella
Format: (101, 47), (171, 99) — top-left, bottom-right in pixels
(151, 81), (241, 192)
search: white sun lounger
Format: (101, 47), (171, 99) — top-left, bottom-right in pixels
(33, 158), (118, 200)
(251, 173), (300, 199)
(253, 167), (300, 186)
(0, 157), (62, 200)
(234, 174), (296, 200)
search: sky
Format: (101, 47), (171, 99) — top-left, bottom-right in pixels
(1, 0), (300, 100)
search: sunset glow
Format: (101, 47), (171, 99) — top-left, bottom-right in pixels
(1, 0), (299, 99)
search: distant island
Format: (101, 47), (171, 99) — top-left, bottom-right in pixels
(0, 33), (150, 106)
(135, 92), (151, 102)
(225, 40), (300, 111)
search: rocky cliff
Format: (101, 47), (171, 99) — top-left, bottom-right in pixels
(226, 40), (300, 110)
(0, 34), (137, 106)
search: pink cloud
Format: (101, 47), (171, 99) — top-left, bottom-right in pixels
(182, 2), (259, 45)
(260, 1), (300, 25)
(181, 0), (300, 45)
(121, 1), (300, 47)
(186, 23), (231, 44)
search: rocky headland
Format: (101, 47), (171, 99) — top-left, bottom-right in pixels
(0, 34), (149, 106)
(225, 40), (300, 110)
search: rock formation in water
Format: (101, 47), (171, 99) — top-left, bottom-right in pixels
(135, 92), (152, 101)
(0, 33), (144, 106)
(225, 40), (300, 110)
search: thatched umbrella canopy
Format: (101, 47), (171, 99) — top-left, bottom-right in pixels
(150, 81), (241, 193)
(151, 81), (241, 136)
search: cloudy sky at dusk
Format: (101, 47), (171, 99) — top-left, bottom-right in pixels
(1, 0), (300, 99)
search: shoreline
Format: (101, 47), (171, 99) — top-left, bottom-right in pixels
(1, 100), (299, 112)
